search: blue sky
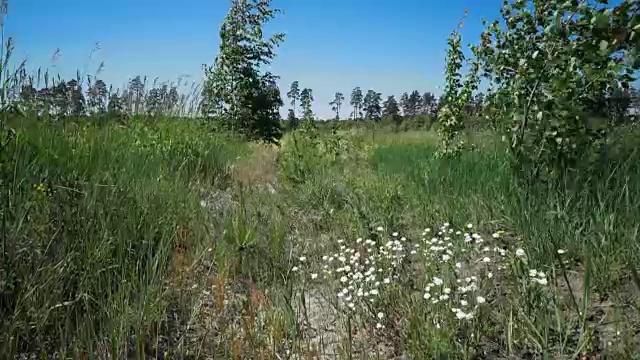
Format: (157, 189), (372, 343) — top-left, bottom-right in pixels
(8, 0), (504, 118)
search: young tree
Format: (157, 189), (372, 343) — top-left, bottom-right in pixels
(287, 80), (300, 116)
(202, 0), (285, 143)
(475, 0), (640, 177)
(437, 12), (480, 158)
(350, 87), (363, 121)
(383, 95), (402, 128)
(300, 87), (314, 121)
(363, 89), (382, 121)
(329, 91), (345, 120)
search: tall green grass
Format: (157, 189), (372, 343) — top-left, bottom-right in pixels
(0, 117), (245, 357)
(369, 129), (640, 291)
(273, 127), (640, 357)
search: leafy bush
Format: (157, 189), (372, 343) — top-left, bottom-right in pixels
(475, 0), (639, 180)
(278, 124), (365, 185)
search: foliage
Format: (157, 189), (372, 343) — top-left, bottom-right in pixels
(474, 0), (640, 179)
(4, 0), (640, 358)
(363, 89), (382, 122)
(201, 0), (285, 143)
(286, 108), (298, 130)
(278, 125), (362, 185)
(436, 12), (480, 158)
(420, 91), (437, 116)
(382, 95), (402, 129)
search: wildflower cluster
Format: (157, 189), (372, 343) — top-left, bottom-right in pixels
(291, 222), (555, 333)
(413, 222), (506, 325)
(322, 229), (407, 327)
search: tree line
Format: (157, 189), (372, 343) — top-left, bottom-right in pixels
(6, 0), (639, 148)
(13, 71), (201, 118)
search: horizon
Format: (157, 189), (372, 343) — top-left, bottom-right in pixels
(10, 0), (507, 118)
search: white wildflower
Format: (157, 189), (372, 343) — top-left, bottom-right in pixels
(534, 277), (548, 285)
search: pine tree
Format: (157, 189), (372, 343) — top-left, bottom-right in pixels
(329, 92), (345, 120)
(287, 81), (301, 116)
(300, 88), (314, 121)
(407, 90), (421, 117)
(383, 95), (402, 128)
(350, 87), (363, 121)
(363, 89), (382, 121)
(399, 92), (410, 117)
(420, 92), (436, 115)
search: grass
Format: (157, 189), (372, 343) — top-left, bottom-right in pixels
(1, 116), (640, 359)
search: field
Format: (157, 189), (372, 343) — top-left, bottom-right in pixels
(2, 116), (640, 359)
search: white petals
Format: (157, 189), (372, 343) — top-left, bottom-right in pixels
(295, 222), (546, 330)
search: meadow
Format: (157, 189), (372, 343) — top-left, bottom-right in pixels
(2, 114), (640, 359)
(2, 0), (640, 357)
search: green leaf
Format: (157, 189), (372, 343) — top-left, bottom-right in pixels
(599, 40), (608, 52)
(594, 12), (610, 29)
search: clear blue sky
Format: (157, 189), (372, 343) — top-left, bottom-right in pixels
(8, 0), (504, 118)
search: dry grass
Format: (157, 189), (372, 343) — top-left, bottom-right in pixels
(231, 142), (280, 193)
